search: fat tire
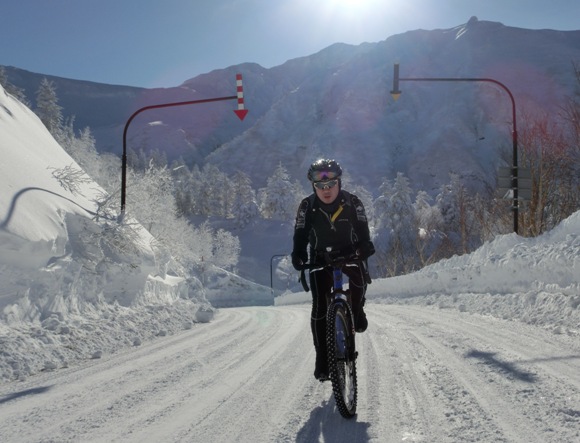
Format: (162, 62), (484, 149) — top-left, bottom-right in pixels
(326, 301), (357, 418)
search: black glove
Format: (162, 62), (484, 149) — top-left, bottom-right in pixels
(355, 241), (375, 259)
(291, 251), (308, 270)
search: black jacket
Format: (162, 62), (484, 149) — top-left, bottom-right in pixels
(292, 190), (374, 265)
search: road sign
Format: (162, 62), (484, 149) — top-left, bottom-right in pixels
(497, 167), (532, 201)
(234, 74), (249, 121)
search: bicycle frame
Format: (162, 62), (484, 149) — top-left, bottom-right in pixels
(299, 260), (358, 319)
(329, 266), (355, 333)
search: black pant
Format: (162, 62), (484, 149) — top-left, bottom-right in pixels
(309, 264), (366, 352)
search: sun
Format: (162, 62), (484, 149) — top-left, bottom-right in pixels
(329, 0), (372, 8)
(324, 0), (378, 16)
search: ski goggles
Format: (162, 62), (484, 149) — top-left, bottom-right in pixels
(313, 179), (339, 190)
(310, 170), (339, 182)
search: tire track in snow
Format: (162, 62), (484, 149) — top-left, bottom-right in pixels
(1, 304), (577, 442)
(372, 304), (580, 443)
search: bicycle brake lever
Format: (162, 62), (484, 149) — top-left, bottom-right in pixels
(299, 268), (310, 292)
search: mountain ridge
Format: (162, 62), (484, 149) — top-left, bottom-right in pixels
(3, 19), (579, 194)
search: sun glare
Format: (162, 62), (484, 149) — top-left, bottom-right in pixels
(329, 0), (374, 11)
(280, 0), (394, 47)
(322, 0), (382, 18)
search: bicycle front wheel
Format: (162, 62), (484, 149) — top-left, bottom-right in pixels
(326, 301), (357, 418)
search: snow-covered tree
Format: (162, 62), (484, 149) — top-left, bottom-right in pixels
(372, 173), (423, 276)
(414, 190), (443, 234)
(390, 173), (415, 234)
(212, 229), (241, 270)
(348, 183), (375, 224)
(373, 178), (394, 231)
(60, 124), (100, 175)
(127, 162), (176, 240)
(259, 163), (300, 221)
(35, 78), (63, 134)
(95, 152), (122, 195)
(372, 178), (394, 277)
(0, 67), (29, 105)
(196, 164), (229, 217)
(194, 221), (215, 264)
(414, 190), (444, 266)
(231, 170), (260, 228)
(173, 164), (204, 216)
(436, 173), (476, 254)
(387, 172), (418, 274)
(436, 174), (462, 237)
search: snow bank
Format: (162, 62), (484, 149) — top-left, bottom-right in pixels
(0, 85), (213, 382)
(364, 212), (579, 333)
(277, 211), (580, 334)
(202, 264), (274, 307)
(369, 212), (579, 298)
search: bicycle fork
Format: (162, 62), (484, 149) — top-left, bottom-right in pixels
(330, 267), (357, 361)
(332, 267), (356, 339)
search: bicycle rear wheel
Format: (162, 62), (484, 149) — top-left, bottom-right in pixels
(326, 301), (357, 418)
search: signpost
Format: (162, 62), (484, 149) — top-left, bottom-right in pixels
(120, 74), (248, 217)
(270, 254), (287, 296)
(390, 63), (521, 233)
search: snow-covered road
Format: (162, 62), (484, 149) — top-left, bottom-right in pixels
(1, 304), (579, 442)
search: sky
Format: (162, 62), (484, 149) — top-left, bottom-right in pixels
(2, 0), (580, 88)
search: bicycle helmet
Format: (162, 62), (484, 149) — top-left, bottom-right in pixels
(307, 159), (342, 182)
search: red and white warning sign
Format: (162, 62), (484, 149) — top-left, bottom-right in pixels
(234, 74), (248, 121)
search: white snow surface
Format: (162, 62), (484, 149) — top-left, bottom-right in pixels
(1, 85), (579, 441)
(0, 84), (217, 382)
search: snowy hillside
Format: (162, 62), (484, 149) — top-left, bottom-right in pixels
(0, 85), (219, 382)
(207, 18), (580, 193)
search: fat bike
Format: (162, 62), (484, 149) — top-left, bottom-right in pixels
(300, 252), (361, 418)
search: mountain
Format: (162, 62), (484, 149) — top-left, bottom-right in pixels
(3, 18), (580, 195)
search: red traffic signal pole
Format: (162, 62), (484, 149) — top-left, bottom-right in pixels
(120, 75), (248, 218)
(391, 64), (519, 234)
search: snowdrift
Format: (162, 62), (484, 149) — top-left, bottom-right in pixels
(0, 85), (212, 381)
(277, 210), (580, 334)
(368, 211), (580, 299)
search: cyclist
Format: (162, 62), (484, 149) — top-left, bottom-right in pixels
(291, 158), (375, 381)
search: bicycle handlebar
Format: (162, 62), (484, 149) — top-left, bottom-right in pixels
(297, 253), (363, 292)
(297, 251), (362, 270)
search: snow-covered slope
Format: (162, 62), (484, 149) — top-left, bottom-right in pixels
(208, 19), (580, 193)
(0, 85), (214, 381)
